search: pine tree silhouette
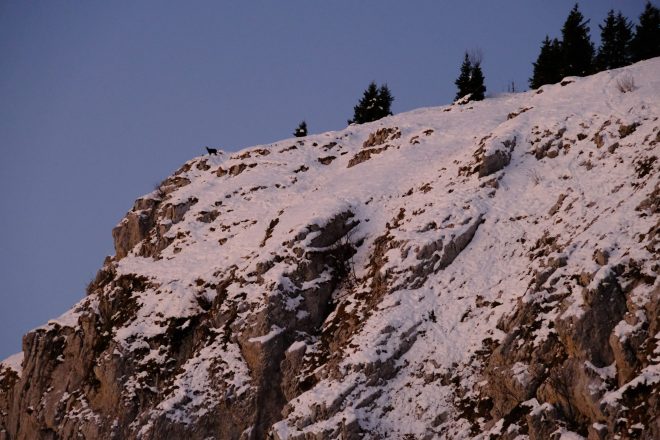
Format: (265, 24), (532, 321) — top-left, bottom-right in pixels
(561, 4), (595, 77)
(597, 10), (633, 70)
(468, 63), (486, 101)
(377, 84), (394, 116)
(454, 51), (486, 102)
(294, 121), (307, 137)
(631, 1), (660, 62)
(530, 36), (563, 88)
(454, 53), (472, 101)
(348, 82), (394, 124)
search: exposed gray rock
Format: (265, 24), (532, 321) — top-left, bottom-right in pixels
(555, 274), (627, 367)
(478, 137), (516, 177)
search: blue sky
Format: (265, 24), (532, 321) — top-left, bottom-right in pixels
(0, 1), (650, 358)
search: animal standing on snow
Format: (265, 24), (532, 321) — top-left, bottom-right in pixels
(206, 146), (219, 155)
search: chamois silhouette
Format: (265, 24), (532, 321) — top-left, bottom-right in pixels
(205, 146), (218, 155)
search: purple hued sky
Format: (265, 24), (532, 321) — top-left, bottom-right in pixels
(0, 1), (650, 358)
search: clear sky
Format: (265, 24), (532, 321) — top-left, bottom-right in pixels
(0, 0), (650, 359)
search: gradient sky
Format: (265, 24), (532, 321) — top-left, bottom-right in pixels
(0, 1), (650, 359)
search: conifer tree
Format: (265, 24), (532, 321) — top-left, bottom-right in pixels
(348, 82), (394, 124)
(454, 51), (486, 102)
(349, 82), (379, 124)
(468, 63), (486, 101)
(597, 10), (633, 70)
(530, 36), (563, 88)
(561, 4), (595, 77)
(377, 84), (394, 116)
(613, 11), (634, 65)
(630, 1), (660, 62)
(454, 53), (472, 101)
(293, 121), (307, 137)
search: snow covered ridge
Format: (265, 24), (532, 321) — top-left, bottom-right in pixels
(1, 58), (659, 440)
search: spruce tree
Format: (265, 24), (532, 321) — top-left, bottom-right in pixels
(377, 84), (394, 117)
(631, 1), (660, 62)
(597, 10), (633, 70)
(468, 63), (486, 101)
(614, 11), (634, 65)
(561, 4), (595, 77)
(348, 82), (394, 124)
(454, 53), (472, 101)
(349, 82), (379, 124)
(294, 121), (307, 137)
(530, 36), (563, 88)
(454, 52), (486, 102)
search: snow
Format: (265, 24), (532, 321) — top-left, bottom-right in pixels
(47, 308), (81, 328)
(612, 309), (647, 342)
(0, 352), (24, 376)
(602, 361), (660, 406)
(511, 362), (531, 386)
(552, 428), (586, 439)
(268, 58), (660, 438)
(248, 325), (284, 343)
(523, 398), (555, 417)
(286, 340), (307, 353)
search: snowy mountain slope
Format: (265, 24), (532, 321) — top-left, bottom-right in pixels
(1, 58), (659, 440)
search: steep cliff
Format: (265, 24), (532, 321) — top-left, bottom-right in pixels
(1, 59), (659, 440)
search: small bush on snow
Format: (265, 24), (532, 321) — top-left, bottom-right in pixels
(616, 74), (636, 93)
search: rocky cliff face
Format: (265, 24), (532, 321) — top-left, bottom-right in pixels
(1, 59), (659, 440)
